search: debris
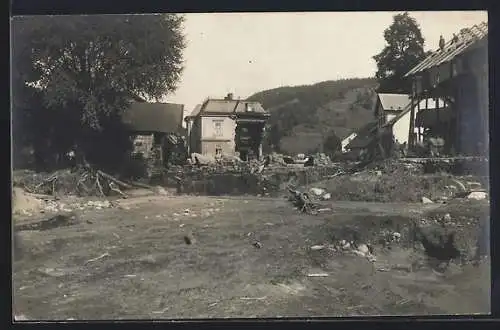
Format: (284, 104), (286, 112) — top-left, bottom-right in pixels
(340, 240), (351, 250)
(467, 191), (487, 200)
(184, 234), (194, 245)
(422, 197), (434, 204)
(310, 245), (325, 251)
(151, 307), (170, 314)
(307, 273), (329, 277)
(357, 244), (370, 255)
(253, 241), (263, 249)
(36, 267), (66, 277)
(85, 252), (110, 265)
(317, 208), (332, 213)
(240, 296), (267, 300)
(124, 274), (137, 278)
(153, 186), (169, 196)
(321, 193), (332, 200)
(310, 187), (326, 196)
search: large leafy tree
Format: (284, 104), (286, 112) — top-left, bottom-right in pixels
(373, 12), (428, 94)
(11, 14), (185, 170)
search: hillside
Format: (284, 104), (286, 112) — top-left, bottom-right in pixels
(247, 78), (379, 155)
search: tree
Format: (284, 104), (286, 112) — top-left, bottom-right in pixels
(11, 14), (185, 170)
(373, 12), (427, 94)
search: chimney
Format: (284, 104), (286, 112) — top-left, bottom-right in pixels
(225, 93), (234, 101)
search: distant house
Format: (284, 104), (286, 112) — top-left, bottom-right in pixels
(374, 93), (411, 127)
(184, 93), (270, 160)
(122, 101), (185, 165)
(341, 132), (357, 153)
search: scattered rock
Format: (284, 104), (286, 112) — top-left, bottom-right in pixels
(154, 186), (168, 196)
(422, 197), (434, 204)
(253, 241), (263, 249)
(307, 273), (329, 277)
(357, 244), (370, 255)
(310, 245), (325, 251)
(467, 191), (488, 200)
(310, 187), (326, 196)
(391, 232), (401, 242)
(321, 193), (332, 200)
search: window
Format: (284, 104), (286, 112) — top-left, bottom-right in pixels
(213, 120), (223, 137)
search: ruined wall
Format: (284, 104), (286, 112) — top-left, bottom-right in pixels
(132, 134), (154, 158)
(174, 166), (342, 196)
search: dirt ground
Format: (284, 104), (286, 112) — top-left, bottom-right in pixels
(12, 194), (490, 320)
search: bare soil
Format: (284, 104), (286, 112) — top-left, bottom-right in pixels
(12, 194), (490, 320)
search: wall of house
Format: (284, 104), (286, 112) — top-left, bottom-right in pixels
(200, 116), (237, 156)
(188, 117), (202, 154)
(132, 134), (154, 157)
(391, 110), (422, 145)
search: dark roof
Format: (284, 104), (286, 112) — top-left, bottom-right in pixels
(186, 98), (268, 118)
(405, 21), (488, 77)
(346, 121), (378, 149)
(122, 102), (184, 134)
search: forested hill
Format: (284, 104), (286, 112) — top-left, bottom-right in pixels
(246, 78), (379, 155)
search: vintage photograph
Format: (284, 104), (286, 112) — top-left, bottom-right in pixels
(11, 11), (489, 320)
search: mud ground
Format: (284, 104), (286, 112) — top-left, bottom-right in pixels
(12, 195), (490, 320)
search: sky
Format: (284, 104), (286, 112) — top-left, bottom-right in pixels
(165, 11), (488, 115)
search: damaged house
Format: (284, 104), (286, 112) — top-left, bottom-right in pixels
(121, 101), (185, 169)
(184, 93), (270, 161)
(376, 93), (447, 146)
(403, 22), (488, 156)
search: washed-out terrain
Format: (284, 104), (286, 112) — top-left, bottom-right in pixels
(12, 179), (490, 319)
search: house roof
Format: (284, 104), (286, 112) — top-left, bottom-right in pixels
(405, 21), (488, 77)
(122, 102), (184, 134)
(346, 121), (378, 149)
(378, 93), (411, 111)
(201, 99), (267, 115)
(188, 104), (202, 117)
(185, 98), (268, 118)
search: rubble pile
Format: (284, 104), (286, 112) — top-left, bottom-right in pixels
(42, 199), (113, 214)
(313, 159), (488, 203)
(12, 186), (115, 217)
(311, 153), (333, 166)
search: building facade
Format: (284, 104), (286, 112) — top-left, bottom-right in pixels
(185, 94), (270, 160)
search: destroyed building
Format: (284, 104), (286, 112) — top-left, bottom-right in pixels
(376, 94), (447, 146)
(121, 101), (185, 168)
(184, 93), (270, 160)
(404, 22), (488, 156)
